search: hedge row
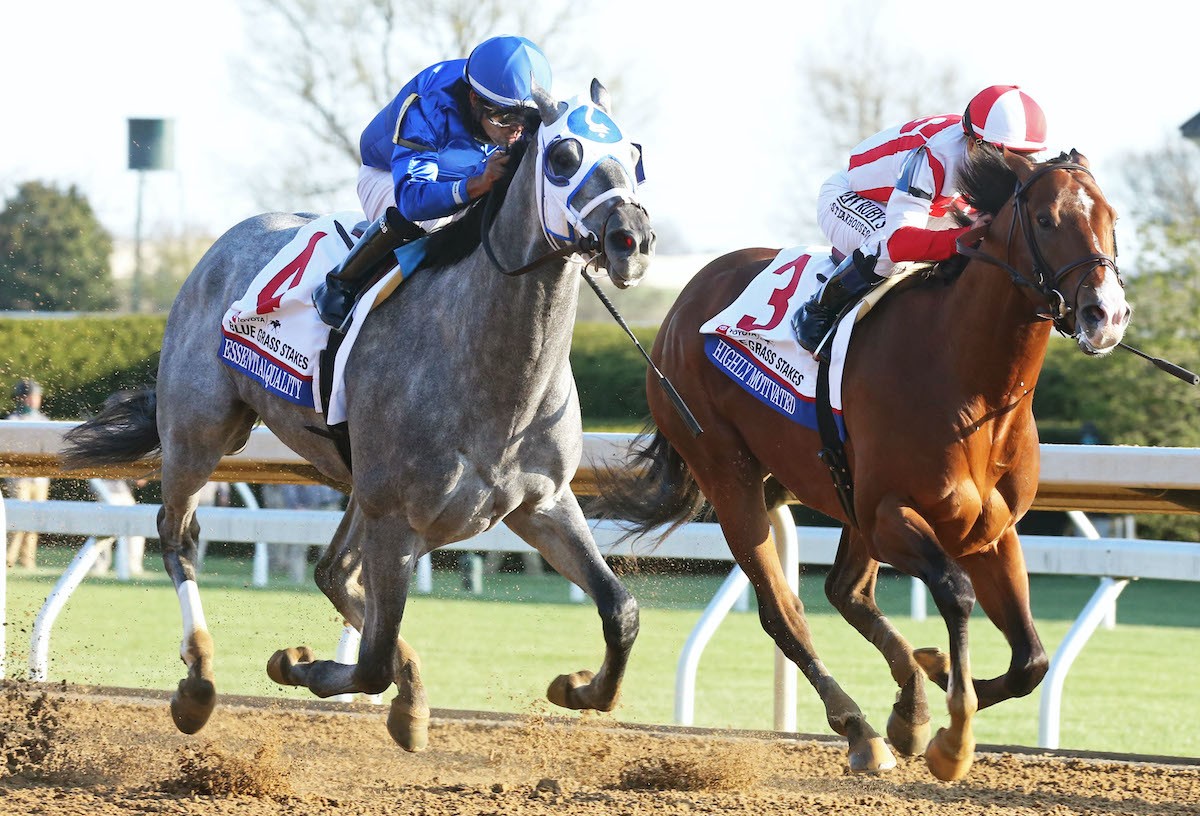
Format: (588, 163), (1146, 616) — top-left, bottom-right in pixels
(0, 315), (167, 419)
(0, 315), (656, 424)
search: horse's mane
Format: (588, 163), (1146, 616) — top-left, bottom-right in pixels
(419, 137), (533, 269)
(956, 147), (1081, 216)
(926, 148), (1081, 283)
(955, 146), (1018, 216)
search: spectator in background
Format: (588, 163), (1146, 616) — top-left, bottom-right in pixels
(5, 379), (50, 569)
(259, 483), (345, 583)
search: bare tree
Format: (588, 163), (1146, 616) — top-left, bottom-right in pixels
(1116, 140), (1200, 268)
(234, 0), (593, 212)
(780, 6), (970, 242)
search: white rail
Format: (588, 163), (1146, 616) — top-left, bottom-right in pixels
(2, 421), (1199, 749)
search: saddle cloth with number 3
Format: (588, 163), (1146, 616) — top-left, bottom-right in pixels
(698, 246), (907, 439)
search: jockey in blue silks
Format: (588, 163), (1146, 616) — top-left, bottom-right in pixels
(313, 35), (553, 330)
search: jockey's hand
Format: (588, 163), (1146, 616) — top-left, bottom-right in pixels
(960, 213), (993, 247)
(467, 151), (511, 200)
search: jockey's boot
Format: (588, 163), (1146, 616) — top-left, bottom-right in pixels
(793, 248), (883, 357)
(312, 207), (423, 332)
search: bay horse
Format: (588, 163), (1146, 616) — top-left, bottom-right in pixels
(591, 148), (1129, 780)
(59, 80), (653, 751)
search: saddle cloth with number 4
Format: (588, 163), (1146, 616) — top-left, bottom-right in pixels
(218, 211), (425, 425)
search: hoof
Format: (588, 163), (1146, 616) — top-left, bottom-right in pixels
(847, 736), (896, 773)
(924, 727), (975, 781)
(887, 708), (932, 756)
(267, 646), (316, 686)
(546, 670), (598, 711)
(170, 675), (216, 734)
(913, 647), (951, 691)
(387, 699), (430, 752)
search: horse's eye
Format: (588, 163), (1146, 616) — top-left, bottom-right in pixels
(546, 138), (583, 186)
(1036, 214), (1053, 228)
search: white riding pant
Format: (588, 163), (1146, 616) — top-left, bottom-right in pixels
(357, 165), (470, 233)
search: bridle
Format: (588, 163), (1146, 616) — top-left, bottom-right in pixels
(479, 92), (647, 279)
(480, 189), (650, 279)
(955, 160), (1122, 336)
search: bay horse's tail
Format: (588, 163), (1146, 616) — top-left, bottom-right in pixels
(590, 424), (707, 543)
(59, 388), (161, 471)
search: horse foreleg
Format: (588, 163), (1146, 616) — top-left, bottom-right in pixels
(873, 496), (978, 781)
(156, 501), (217, 735)
(386, 638), (429, 752)
(504, 495), (639, 713)
(958, 527), (1048, 710)
(270, 505), (430, 751)
(824, 527), (931, 756)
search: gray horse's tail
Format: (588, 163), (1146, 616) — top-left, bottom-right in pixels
(589, 424), (708, 545)
(60, 388), (160, 471)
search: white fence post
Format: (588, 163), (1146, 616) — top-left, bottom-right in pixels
(29, 537), (108, 681)
(1038, 576), (1130, 749)
(0, 491), (6, 680)
(231, 482), (270, 588)
(331, 623), (382, 705)
(674, 565), (750, 726)
(909, 578), (927, 621)
(416, 553), (433, 594)
(88, 478), (137, 580)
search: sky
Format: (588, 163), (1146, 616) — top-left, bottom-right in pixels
(2, 1), (1197, 262)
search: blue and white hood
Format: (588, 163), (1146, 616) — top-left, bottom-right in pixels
(535, 96), (646, 249)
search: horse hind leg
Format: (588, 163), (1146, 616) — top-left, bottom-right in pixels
(157, 444), (237, 734)
(503, 494), (638, 713)
(269, 499), (431, 751)
(700, 454), (893, 772)
(824, 527), (931, 756)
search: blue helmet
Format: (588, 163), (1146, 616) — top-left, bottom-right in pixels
(464, 36), (552, 109)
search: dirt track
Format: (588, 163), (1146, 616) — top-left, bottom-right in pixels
(1, 682), (1197, 816)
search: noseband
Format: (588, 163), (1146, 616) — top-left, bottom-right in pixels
(955, 161), (1122, 336)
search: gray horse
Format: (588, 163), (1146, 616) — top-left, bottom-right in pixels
(60, 80), (654, 751)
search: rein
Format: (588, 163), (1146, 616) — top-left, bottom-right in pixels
(475, 136), (702, 434)
(955, 161), (1197, 385)
(477, 152), (605, 276)
(954, 161), (1121, 336)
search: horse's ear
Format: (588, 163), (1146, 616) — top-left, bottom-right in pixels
(590, 78), (612, 114)
(1069, 149), (1089, 168)
(531, 78), (566, 125)
(1001, 147), (1035, 182)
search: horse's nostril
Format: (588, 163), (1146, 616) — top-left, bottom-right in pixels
(1080, 304), (1105, 327)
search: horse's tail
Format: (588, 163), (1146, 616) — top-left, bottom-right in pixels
(589, 423), (707, 545)
(59, 388), (161, 471)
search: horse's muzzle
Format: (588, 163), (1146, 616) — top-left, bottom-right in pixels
(1075, 276), (1131, 355)
(603, 207), (655, 289)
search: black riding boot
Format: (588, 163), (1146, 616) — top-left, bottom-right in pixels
(312, 207), (423, 331)
(792, 248), (883, 356)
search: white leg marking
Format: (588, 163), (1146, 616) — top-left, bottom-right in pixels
(177, 579), (209, 662)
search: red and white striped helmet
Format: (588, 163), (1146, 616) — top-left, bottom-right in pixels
(964, 85), (1047, 153)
